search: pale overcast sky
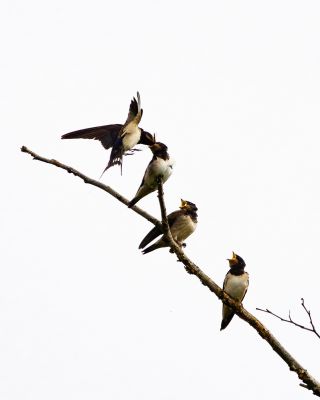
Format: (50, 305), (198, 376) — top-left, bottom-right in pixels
(2, 0), (320, 399)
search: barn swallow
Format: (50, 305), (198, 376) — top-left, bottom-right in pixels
(128, 142), (174, 208)
(138, 199), (198, 254)
(220, 252), (249, 331)
(61, 92), (155, 175)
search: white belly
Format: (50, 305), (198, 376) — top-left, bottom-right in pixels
(144, 157), (174, 188)
(171, 215), (197, 242)
(224, 273), (249, 301)
(122, 124), (141, 151)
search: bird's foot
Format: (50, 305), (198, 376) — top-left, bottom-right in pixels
(156, 175), (164, 185)
(124, 149), (142, 156)
(169, 240), (185, 253)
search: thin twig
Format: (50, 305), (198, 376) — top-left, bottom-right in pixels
(301, 298), (320, 338)
(21, 145), (320, 396)
(257, 299), (320, 339)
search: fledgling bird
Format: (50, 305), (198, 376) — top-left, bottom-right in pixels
(220, 252), (249, 331)
(128, 142), (174, 208)
(61, 92), (155, 175)
(139, 199), (198, 254)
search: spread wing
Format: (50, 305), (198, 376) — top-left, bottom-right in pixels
(139, 210), (183, 249)
(124, 92), (142, 125)
(61, 124), (122, 150)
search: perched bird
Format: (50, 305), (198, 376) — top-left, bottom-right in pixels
(128, 142), (174, 208)
(220, 252), (249, 331)
(139, 199), (198, 254)
(61, 92), (155, 175)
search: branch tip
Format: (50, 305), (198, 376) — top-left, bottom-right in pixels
(257, 301), (320, 340)
(22, 145), (320, 396)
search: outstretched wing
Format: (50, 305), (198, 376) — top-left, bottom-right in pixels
(61, 124), (122, 150)
(139, 210), (183, 249)
(124, 92), (143, 125)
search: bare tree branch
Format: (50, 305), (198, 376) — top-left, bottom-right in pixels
(157, 177), (173, 241)
(21, 146), (162, 229)
(21, 145), (320, 397)
(301, 298), (320, 338)
(257, 298), (320, 339)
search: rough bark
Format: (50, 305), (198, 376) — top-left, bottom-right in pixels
(21, 145), (320, 396)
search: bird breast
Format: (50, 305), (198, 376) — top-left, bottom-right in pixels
(224, 273), (249, 301)
(144, 157), (173, 187)
(122, 123), (141, 151)
(171, 215), (197, 242)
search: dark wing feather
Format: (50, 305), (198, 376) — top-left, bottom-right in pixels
(124, 92), (142, 124)
(61, 124), (122, 150)
(100, 137), (124, 176)
(220, 311), (235, 330)
(139, 226), (162, 249)
(139, 210), (183, 249)
(167, 210), (184, 226)
(133, 156), (155, 193)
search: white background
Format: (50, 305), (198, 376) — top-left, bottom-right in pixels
(2, 0), (320, 398)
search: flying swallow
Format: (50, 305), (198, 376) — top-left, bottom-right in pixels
(221, 252), (249, 330)
(61, 92), (155, 175)
(138, 199), (198, 254)
(128, 142), (174, 208)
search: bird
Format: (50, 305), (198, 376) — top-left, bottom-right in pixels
(220, 252), (249, 331)
(138, 199), (198, 254)
(128, 142), (174, 208)
(61, 92), (155, 175)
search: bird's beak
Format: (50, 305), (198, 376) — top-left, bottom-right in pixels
(149, 143), (159, 151)
(227, 252), (238, 266)
(180, 199), (188, 209)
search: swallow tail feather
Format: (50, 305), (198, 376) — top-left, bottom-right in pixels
(220, 308), (235, 331)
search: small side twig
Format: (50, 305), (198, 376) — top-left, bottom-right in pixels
(301, 298), (320, 338)
(257, 298), (320, 339)
(22, 146), (320, 396)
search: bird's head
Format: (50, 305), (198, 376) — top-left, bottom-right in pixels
(142, 131), (156, 146)
(179, 199), (198, 212)
(227, 252), (246, 268)
(149, 142), (168, 155)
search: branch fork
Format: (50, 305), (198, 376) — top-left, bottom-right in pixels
(21, 145), (320, 397)
(257, 298), (320, 339)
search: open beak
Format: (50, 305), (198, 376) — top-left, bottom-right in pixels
(180, 199), (188, 209)
(227, 252), (238, 266)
